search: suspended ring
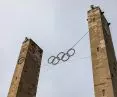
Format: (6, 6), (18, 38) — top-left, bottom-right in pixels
(67, 48), (75, 57)
(61, 53), (70, 62)
(57, 52), (65, 60)
(52, 57), (60, 65)
(48, 56), (56, 64)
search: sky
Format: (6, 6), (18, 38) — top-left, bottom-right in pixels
(0, 0), (117, 97)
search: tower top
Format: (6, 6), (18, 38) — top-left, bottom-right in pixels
(23, 37), (43, 52)
(89, 5), (100, 10)
(88, 5), (111, 26)
(90, 5), (95, 9)
(88, 5), (104, 14)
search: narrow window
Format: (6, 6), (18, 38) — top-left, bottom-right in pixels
(102, 89), (105, 96)
(92, 18), (95, 22)
(97, 47), (99, 52)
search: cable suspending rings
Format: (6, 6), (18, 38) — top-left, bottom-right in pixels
(48, 32), (88, 65)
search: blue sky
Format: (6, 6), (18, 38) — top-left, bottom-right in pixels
(0, 0), (117, 97)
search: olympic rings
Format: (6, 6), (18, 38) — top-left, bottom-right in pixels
(48, 48), (75, 65)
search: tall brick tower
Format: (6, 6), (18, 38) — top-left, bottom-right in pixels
(87, 5), (117, 97)
(7, 38), (43, 97)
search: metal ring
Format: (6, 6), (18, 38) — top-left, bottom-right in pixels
(57, 52), (65, 60)
(48, 56), (56, 64)
(52, 57), (60, 65)
(61, 53), (70, 62)
(18, 57), (25, 64)
(67, 48), (75, 57)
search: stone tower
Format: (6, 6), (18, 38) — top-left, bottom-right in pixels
(7, 38), (43, 97)
(88, 6), (117, 97)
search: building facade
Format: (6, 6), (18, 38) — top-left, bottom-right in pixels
(7, 38), (43, 97)
(88, 6), (117, 97)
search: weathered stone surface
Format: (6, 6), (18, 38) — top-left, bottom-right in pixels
(88, 6), (117, 97)
(7, 38), (43, 97)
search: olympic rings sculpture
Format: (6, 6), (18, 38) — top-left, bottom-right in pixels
(48, 48), (75, 65)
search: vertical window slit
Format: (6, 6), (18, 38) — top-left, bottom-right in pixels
(102, 89), (105, 96)
(97, 47), (99, 52)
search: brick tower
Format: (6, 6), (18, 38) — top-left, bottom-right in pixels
(7, 38), (43, 97)
(87, 6), (117, 97)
